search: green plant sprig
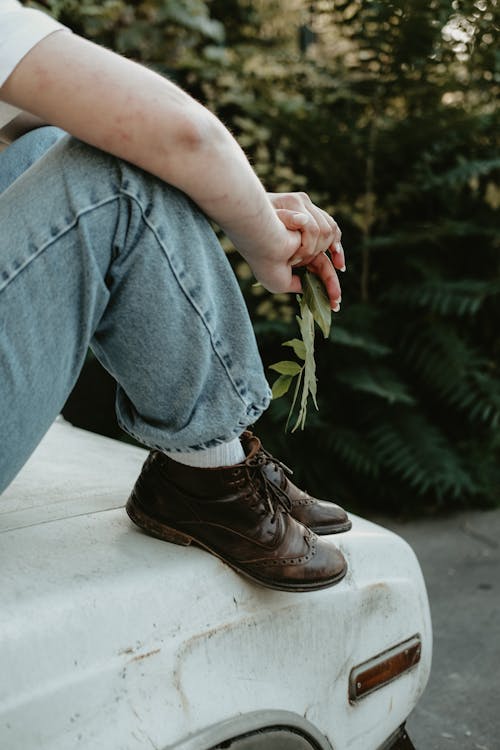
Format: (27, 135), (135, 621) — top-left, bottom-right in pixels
(269, 271), (332, 431)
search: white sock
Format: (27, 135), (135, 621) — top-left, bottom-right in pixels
(164, 437), (246, 468)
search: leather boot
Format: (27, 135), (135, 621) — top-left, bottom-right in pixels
(126, 434), (347, 592)
(241, 433), (352, 535)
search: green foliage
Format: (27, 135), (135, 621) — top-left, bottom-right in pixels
(269, 271), (333, 432)
(384, 279), (500, 318)
(200, 0), (499, 514)
(302, 271), (332, 340)
(38, 0), (499, 513)
(26, 0), (223, 70)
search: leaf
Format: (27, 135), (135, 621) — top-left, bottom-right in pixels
(271, 374), (294, 399)
(291, 298), (319, 431)
(283, 338), (306, 360)
(269, 360), (303, 376)
(302, 271), (332, 339)
(332, 326), (391, 356)
(296, 301), (315, 362)
(166, 0), (225, 42)
(335, 366), (416, 405)
(286, 367), (304, 433)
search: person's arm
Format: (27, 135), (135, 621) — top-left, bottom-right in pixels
(0, 31), (342, 304)
(0, 112), (47, 144)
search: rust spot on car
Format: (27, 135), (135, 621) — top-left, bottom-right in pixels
(130, 648), (161, 663)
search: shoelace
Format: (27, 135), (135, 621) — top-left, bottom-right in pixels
(246, 453), (293, 521)
(256, 445), (294, 478)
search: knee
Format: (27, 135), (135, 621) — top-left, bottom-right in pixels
(47, 137), (210, 237)
(20, 125), (66, 155)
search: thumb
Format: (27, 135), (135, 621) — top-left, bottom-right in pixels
(275, 208), (310, 231)
(288, 272), (303, 294)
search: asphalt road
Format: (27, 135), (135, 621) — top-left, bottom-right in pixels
(380, 509), (500, 750)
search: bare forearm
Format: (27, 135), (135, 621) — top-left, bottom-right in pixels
(0, 30), (344, 301)
(0, 32), (283, 262)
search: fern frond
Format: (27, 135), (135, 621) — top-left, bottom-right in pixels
(402, 324), (500, 428)
(384, 279), (500, 318)
(425, 156), (500, 190)
(331, 326), (392, 357)
(335, 365), (416, 405)
(368, 221), (498, 250)
(323, 427), (382, 478)
(369, 410), (478, 500)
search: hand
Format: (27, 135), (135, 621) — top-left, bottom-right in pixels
(268, 192), (345, 310)
(239, 214), (303, 296)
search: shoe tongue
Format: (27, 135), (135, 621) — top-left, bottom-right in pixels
(243, 433), (262, 461)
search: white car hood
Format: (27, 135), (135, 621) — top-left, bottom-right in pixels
(0, 421), (432, 750)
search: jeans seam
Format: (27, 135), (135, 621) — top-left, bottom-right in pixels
(0, 194), (121, 294)
(119, 188), (258, 413)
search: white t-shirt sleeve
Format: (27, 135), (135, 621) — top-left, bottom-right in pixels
(0, 0), (70, 128)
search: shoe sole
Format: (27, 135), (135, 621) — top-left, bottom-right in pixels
(126, 493), (347, 593)
(309, 519), (352, 535)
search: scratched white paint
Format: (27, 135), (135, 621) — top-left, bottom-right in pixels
(0, 420), (432, 750)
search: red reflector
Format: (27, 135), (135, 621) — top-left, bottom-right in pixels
(349, 635), (422, 702)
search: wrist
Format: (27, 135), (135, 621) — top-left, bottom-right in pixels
(229, 201), (286, 263)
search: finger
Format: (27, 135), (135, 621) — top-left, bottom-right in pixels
(330, 240), (346, 272)
(306, 253), (342, 310)
(299, 206), (340, 263)
(275, 201), (343, 267)
(319, 207), (342, 242)
(289, 272), (303, 294)
(266, 272), (302, 295)
(276, 205), (332, 263)
(318, 208), (344, 271)
(275, 209), (312, 266)
(274, 208), (310, 231)
(255, 259), (303, 295)
(271, 193), (342, 248)
(317, 207), (342, 251)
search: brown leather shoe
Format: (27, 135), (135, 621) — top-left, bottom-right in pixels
(126, 434), (347, 592)
(241, 433), (352, 535)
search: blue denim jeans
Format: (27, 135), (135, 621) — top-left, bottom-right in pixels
(0, 128), (271, 492)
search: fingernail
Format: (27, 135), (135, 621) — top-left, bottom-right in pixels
(291, 257), (303, 267)
(339, 265), (346, 272)
(333, 303), (341, 312)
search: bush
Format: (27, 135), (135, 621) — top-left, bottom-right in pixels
(31, 0), (499, 513)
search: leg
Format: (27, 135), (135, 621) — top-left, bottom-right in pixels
(0, 130), (270, 491)
(0, 129), (349, 592)
(0, 126), (64, 193)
